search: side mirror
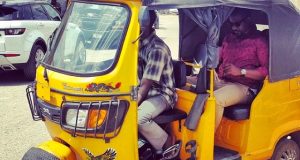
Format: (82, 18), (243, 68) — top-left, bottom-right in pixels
(53, 16), (61, 21)
(138, 6), (151, 34)
(48, 28), (57, 51)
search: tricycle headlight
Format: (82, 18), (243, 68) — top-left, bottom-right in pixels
(87, 109), (107, 128)
(66, 109), (88, 128)
(65, 108), (107, 128)
(61, 101), (129, 138)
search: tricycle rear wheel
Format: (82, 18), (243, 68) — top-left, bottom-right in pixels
(271, 139), (300, 160)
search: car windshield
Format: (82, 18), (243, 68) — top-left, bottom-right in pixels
(45, 2), (129, 74)
(0, 5), (21, 20)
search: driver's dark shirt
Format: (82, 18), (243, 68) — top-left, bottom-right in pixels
(218, 31), (269, 89)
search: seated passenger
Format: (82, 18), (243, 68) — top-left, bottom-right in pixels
(137, 10), (180, 159)
(188, 8), (269, 129)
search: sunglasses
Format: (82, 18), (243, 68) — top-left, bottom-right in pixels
(230, 16), (249, 27)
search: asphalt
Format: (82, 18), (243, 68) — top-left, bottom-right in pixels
(0, 70), (50, 160)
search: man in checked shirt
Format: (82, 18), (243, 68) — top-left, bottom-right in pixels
(137, 10), (178, 158)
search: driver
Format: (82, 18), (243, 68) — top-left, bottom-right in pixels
(137, 10), (178, 158)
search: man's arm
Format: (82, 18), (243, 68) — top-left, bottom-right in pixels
(243, 69), (266, 80)
(244, 37), (269, 80)
(223, 63), (266, 80)
(138, 79), (154, 106)
(223, 38), (269, 80)
(138, 45), (167, 105)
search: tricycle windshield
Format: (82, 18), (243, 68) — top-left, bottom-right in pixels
(44, 2), (129, 74)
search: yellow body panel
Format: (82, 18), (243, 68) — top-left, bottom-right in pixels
(215, 77), (300, 159)
(37, 140), (76, 160)
(171, 89), (216, 160)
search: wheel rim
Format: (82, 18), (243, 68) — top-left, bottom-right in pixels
(280, 149), (297, 160)
(35, 48), (45, 66)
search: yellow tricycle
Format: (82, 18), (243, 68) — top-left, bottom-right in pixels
(24, 0), (300, 159)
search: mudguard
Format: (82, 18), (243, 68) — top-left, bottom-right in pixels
(23, 140), (76, 160)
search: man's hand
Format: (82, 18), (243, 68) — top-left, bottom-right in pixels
(138, 79), (154, 106)
(222, 63), (267, 80)
(223, 63), (242, 77)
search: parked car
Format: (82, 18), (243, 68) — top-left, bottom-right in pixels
(0, 1), (61, 80)
(169, 8), (179, 15)
(47, 0), (68, 17)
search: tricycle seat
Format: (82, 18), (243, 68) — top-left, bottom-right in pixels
(224, 104), (251, 120)
(154, 108), (187, 124)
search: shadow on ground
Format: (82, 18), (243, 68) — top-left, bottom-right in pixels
(0, 70), (32, 86)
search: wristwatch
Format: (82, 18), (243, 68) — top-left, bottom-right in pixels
(241, 69), (247, 76)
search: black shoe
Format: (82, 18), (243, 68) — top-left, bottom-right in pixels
(154, 151), (164, 160)
(162, 140), (182, 160)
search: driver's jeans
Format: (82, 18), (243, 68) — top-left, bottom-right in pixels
(214, 79), (255, 130)
(138, 95), (169, 151)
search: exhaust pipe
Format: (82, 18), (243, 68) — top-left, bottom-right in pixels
(0, 55), (17, 71)
(0, 64), (16, 71)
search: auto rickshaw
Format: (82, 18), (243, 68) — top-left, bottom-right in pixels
(23, 0), (300, 159)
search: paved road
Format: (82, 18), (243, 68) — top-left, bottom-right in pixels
(0, 14), (179, 160)
(0, 71), (50, 160)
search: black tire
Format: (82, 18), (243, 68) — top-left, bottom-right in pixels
(271, 139), (300, 160)
(22, 147), (59, 160)
(23, 45), (45, 81)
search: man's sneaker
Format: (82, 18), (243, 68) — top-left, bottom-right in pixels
(162, 140), (182, 160)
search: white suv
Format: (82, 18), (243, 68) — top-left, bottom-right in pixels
(0, 1), (61, 80)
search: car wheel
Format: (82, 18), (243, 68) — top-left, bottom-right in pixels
(271, 139), (300, 160)
(23, 45), (45, 81)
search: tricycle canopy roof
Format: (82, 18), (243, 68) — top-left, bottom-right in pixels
(144, 0), (299, 12)
(144, 0), (300, 82)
